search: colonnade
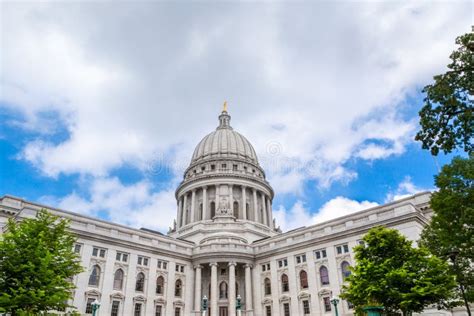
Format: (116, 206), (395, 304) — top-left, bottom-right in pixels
(177, 185), (273, 229)
(194, 262), (253, 316)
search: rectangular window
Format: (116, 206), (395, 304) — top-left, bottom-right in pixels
(116, 252), (128, 262)
(163, 262), (168, 270)
(92, 247), (107, 258)
(323, 297), (332, 312)
(343, 244), (349, 253)
(222, 164), (227, 169)
(175, 307), (181, 316)
(211, 165), (215, 170)
(336, 244), (349, 255)
(134, 303), (142, 316)
(74, 244), (82, 254)
(138, 256), (149, 266)
(283, 303), (290, 316)
(85, 298), (95, 314)
(111, 301), (120, 316)
(180, 265), (184, 273)
(315, 249), (327, 260)
(157, 260), (168, 269)
(303, 300), (310, 314)
(233, 164), (238, 171)
(156, 305), (162, 316)
(266, 305), (272, 316)
(175, 265), (179, 272)
(295, 254), (307, 264)
(278, 258), (288, 268)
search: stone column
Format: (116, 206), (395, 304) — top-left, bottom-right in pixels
(215, 184), (220, 213)
(210, 262), (218, 316)
(252, 189), (259, 223)
(229, 184), (234, 217)
(183, 193), (188, 226)
(245, 264), (253, 311)
(194, 265), (202, 312)
(229, 262), (237, 316)
(266, 197), (273, 229)
(190, 189), (196, 223)
(203, 186), (208, 220)
(242, 186), (247, 220)
(261, 194), (267, 226)
(177, 197), (183, 228)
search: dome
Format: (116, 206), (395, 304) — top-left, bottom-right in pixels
(191, 110), (259, 164)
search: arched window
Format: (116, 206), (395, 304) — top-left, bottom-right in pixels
(175, 279), (182, 297)
(199, 203), (203, 220)
(281, 274), (289, 292)
(88, 265), (100, 286)
(300, 270), (308, 289)
(135, 272), (145, 292)
(264, 278), (271, 295)
(341, 261), (351, 280)
(156, 275), (165, 295)
(219, 281), (228, 299)
(210, 202), (216, 218)
(233, 201), (239, 219)
(320, 266), (330, 285)
(113, 269), (124, 290)
(246, 203), (250, 219)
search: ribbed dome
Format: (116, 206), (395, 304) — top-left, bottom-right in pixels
(191, 110), (258, 164)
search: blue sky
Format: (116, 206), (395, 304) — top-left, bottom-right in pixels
(0, 1), (471, 232)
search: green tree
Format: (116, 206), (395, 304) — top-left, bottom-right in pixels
(341, 226), (456, 316)
(0, 209), (84, 315)
(415, 30), (473, 156)
(420, 156), (473, 313)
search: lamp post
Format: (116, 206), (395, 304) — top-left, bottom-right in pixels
(91, 299), (100, 316)
(330, 296), (340, 316)
(202, 295), (208, 316)
(449, 249), (471, 316)
(236, 294), (242, 316)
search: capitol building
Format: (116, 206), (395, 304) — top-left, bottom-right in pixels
(0, 109), (445, 316)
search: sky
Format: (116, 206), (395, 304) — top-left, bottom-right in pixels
(0, 1), (471, 233)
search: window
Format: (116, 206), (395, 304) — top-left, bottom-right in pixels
(281, 274), (289, 292)
(92, 247), (106, 258)
(113, 269), (124, 290)
(295, 254), (307, 264)
(175, 279), (182, 297)
(85, 298), (95, 314)
(314, 249), (327, 260)
(299, 270), (308, 289)
(264, 278), (271, 295)
(116, 251), (128, 262)
(111, 301), (120, 316)
(157, 260), (168, 270)
(135, 272), (145, 292)
(262, 263), (271, 272)
(137, 256), (149, 266)
(74, 244), (82, 254)
(233, 164), (238, 171)
(323, 297), (331, 312)
(283, 302), (290, 316)
(88, 265), (101, 286)
(156, 305), (163, 316)
(134, 303), (142, 316)
(175, 264), (185, 273)
(211, 164), (215, 170)
(201, 166), (205, 172)
(320, 266), (330, 285)
(156, 276), (164, 294)
(278, 258), (288, 268)
(233, 201), (239, 218)
(210, 201), (216, 218)
(336, 244), (350, 255)
(265, 305), (272, 316)
(341, 261), (351, 280)
(175, 307), (181, 316)
(219, 281), (228, 299)
(222, 163), (227, 169)
(303, 300), (310, 314)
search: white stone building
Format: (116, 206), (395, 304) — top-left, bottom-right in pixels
(0, 109), (453, 316)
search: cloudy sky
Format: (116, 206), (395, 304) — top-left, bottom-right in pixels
(0, 1), (471, 232)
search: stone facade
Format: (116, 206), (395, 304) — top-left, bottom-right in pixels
(0, 110), (462, 316)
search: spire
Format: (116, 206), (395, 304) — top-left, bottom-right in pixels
(217, 101), (232, 129)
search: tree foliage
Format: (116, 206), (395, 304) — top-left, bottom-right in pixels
(420, 156), (474, 303)
(0, 209), (84, 314)
(341, 226), (456, 315)
(415, 31), (473, 155)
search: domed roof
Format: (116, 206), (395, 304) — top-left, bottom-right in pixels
(191, 109), (259, 164)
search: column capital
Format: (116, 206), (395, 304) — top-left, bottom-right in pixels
(202, 185), (208, 190)
(194, 264), (203, 270)
(209, 262), (218, 268)
(192, 188), (197, 193)
(244, 263), (253, 269)
(228, 261), (237, 267)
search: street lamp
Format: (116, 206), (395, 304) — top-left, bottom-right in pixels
(236, 294), (242, 316)
(202, 295), (208, 316)
(448, 249), (471, 316)
(91, 299), (100, 316)
(330, 296), (340, 316)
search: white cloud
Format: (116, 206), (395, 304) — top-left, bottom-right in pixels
(274, 196), (379, 231)
(40, 177), (177, 232)
(385, 176), (430, 202)
(1, 1), (471, 193)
